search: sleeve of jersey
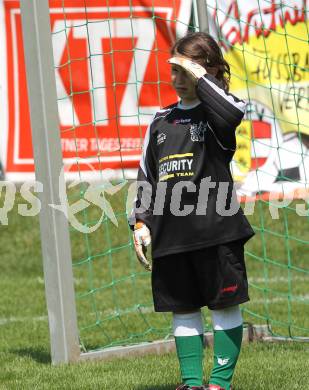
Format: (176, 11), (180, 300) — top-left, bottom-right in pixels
(128, 123), (156, 230)
(196, 74), (246, 151)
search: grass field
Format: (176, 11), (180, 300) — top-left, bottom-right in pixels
(0, 187), (308, 389)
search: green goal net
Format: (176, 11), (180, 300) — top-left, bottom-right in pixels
(48, 0), (309, 354)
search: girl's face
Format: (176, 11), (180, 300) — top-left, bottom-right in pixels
(171, 59), (219, 104)
(171, 64), (198, 104)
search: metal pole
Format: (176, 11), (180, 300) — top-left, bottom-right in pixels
(196, 0), (209, 33)
(20, 0), (80, 364)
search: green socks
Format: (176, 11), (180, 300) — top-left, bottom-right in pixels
(174, 327), (242, 388)
(175, 334), (204, 386)
(173, 309), (243, 388)
(209, 324), (243, 390)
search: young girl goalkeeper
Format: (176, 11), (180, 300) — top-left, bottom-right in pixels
(129, 32), (254, 390)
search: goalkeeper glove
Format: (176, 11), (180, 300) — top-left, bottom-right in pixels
(133, 222), (152, 271)
(167, 56), (207, 82)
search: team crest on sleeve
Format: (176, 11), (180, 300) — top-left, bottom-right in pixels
(189, 121), (207, 142)
(157, 133), (166, 145)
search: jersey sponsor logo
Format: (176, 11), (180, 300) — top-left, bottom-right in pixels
(173, 118), (191, 125)
(157, 133), (167, 145)
(189, 121), (208, 142)
(158, 153), (194, 181)
(220, 284), (238, 293)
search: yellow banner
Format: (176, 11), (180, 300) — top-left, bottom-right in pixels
(227, 21), (309, 136)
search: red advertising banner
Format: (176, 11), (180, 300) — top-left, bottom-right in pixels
(2, 0), (191, 178)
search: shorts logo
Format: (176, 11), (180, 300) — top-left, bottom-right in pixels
(220, 284), (238, 293)
(189, 121), (207, 142)
(157, 133), (166, 145)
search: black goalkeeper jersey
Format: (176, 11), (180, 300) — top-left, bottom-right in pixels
(129, 74), (254, 258)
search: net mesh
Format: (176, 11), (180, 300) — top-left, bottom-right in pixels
(49, 0), (309, 352)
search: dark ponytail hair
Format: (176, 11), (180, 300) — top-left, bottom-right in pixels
(171, 32), (231, 92)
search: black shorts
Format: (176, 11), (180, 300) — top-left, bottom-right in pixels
(151, 240), (249, 312)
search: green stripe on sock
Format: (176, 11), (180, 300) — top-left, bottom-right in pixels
(175, 334), (204, 386)
(209, 324), (243, 390)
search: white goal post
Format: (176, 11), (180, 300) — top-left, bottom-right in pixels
(20, 0), (80, 364)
